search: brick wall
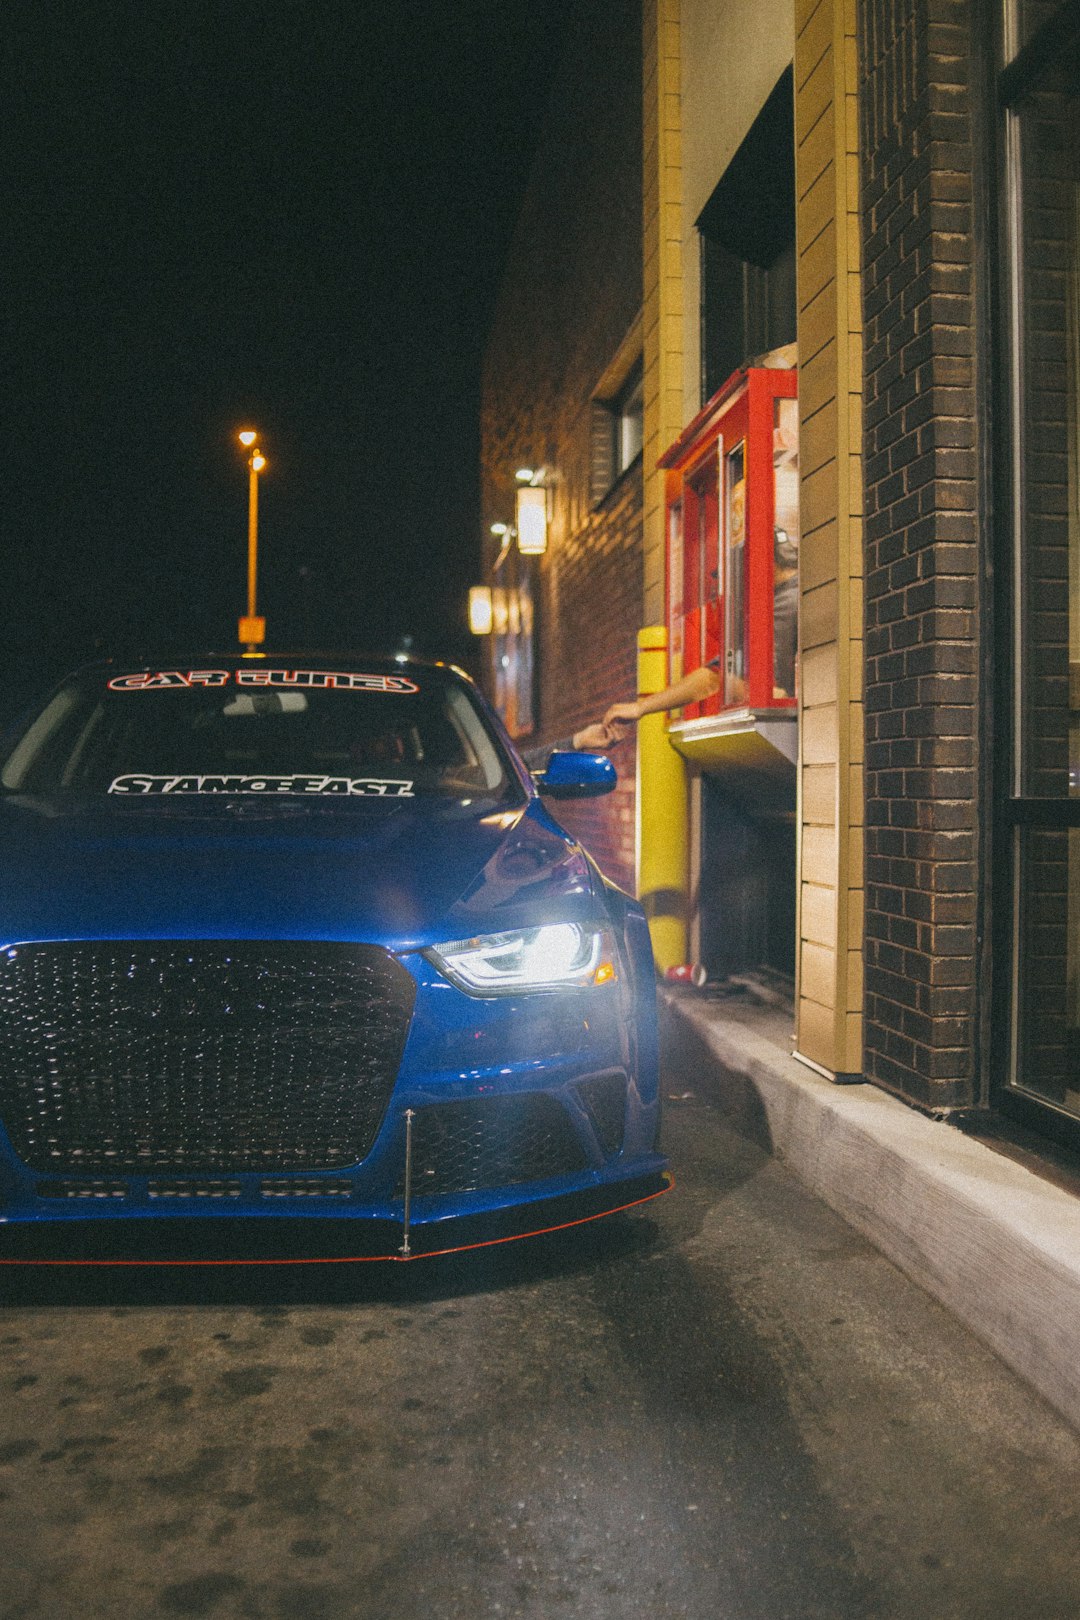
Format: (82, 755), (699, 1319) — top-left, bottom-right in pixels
(858, 0), (984, 1109)
(538, 472), (642, 892)
(480, 0), (644, 894)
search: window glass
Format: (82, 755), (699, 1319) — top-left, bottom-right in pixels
(617, 369), (644, 473)
(1004, 0), (1077, 60)
(773, 396), (800, 699)
(1, 668), (514, 801)
(1003, 0), (1080, 1116)
(590, 360), (644, 505)
(1014, 829), (1080, 1112)
(725, 442), (748, 705)
(1011, 52), (1079, 797)
(667, 501), (684, 684)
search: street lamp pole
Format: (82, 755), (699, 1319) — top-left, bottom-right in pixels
(237, 430), (267, 651)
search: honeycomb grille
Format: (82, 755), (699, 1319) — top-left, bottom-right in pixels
(403, 1095), (588, 1197)
(36, 1179), (128, 1200)
(0, 941), (415, 1174)
(575, 1072), (627, 1157)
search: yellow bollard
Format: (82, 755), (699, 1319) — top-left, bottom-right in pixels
(635, 625), (688, 972)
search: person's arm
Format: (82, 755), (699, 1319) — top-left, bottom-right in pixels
(519, 722), (620, 773)
(603, 663), (720, 726)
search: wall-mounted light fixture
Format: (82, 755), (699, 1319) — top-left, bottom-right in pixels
(468, 585), (494, 635)
(515, 484), (547, 554)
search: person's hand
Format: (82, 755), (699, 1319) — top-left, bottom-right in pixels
(571, 722), (610, 751)
(571, 721), (628, 750)
(602, 700), (641, 727)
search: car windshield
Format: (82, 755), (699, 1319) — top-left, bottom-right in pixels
(0, 664), (520, 804)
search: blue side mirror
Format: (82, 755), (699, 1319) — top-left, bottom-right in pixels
(533, 750), (617, 798)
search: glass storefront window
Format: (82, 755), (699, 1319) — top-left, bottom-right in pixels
(1002, 0), (1080, 1120)
(1014, 829), (1080, 1112)
(1011, 60), (1079, 799)
(1003, 0), (1079, 62)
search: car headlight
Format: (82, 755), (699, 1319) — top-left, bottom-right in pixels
(426, 923), (617, 995)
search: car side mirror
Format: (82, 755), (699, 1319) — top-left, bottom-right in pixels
(533, 750), (616, 798)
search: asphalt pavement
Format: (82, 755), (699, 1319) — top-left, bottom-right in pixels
(2, 1078), (1080, 1619)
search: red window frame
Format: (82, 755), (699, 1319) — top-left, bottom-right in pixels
(661, 365), (798, 718)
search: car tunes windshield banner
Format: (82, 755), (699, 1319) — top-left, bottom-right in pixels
(106, 669), (421, 693)
(108, 775), (415, 797)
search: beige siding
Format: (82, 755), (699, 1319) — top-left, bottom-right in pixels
(794, 0), (864, 1077)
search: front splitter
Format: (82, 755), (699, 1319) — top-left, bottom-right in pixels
(0, 1172), (673, 1265)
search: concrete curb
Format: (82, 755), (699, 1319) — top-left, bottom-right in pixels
(663, 989), (1080, 1432)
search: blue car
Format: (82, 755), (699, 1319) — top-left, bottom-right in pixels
(0, 655), (668, 1259)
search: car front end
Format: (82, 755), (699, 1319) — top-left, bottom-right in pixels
(0, 655), (668, 1259)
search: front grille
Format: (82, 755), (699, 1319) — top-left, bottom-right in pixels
(148, 1180), (242, 1200)
(34, 1176), (357, 1202)
(0, 941), (415, 1175)
(402, 1095), (588, 1197)
(260, 1178), (354, 1199)
(36, 1179), (128, 1200)
(576, 1072), (627, 1157)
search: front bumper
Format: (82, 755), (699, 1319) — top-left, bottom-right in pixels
(0, 946), (666, 1246)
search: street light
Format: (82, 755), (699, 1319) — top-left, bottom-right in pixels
(237, 430), (267, 650)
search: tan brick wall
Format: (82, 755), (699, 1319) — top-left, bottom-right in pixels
(794, 0), (865, 1078)
(642, 0), (683, 625)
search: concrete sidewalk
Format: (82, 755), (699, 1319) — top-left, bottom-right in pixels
(661, 983), (1080, 1433)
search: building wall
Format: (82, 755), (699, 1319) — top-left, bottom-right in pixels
(857, 0), (984, 1109)
(793, 0), (866, 1077)
(680, 0), (795, 414)
(480, 0), (644, 894)
(543, 472), (643, 891)
(642, 0), (685, 624)
(644, 0), (866, 1060)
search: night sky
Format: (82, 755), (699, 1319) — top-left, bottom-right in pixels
(4, 0), (571, 715)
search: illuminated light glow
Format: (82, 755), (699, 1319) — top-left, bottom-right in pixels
(514, 467), (535, 483)
(250, 453), (266, 472)
(489, 522), (509, 536)
(427, 923), (616, 994)
(237, 615), (266, 644)
(515, 484), (546, 554)
(238, 429), (257, 446)
(468, 585), (493, 635)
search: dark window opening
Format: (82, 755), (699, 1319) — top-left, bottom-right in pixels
(591, 360), (644, 505)
(699, 779), (795, 980)
(698, 67), (797, 402)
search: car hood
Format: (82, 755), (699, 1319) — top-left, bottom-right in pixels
(0, 793), (598, 951)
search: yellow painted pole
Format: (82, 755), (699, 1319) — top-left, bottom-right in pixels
(636, 625), (688, 972)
